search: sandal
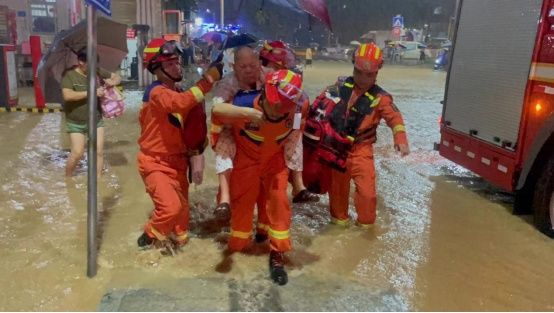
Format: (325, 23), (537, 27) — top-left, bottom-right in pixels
(214, 202), (231, 219)
(292, 189), (320, 203)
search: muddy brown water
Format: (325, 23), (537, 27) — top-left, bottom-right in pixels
(0, 62), (553, 311)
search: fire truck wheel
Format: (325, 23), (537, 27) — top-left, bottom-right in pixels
(533, 154), (554, 238)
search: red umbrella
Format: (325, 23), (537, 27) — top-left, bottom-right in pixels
(298, 0), (333, 32)
(264, 0), (333, 32)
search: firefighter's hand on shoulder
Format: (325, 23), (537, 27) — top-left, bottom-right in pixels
(204, 61), (224, 83)
(395, 143), (410, 157)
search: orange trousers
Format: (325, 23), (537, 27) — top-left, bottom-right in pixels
(217, 183), (268, 236)
(229, 153), (291, 253)
(329, 144), (377, 225)
(138, 152), (190, 243)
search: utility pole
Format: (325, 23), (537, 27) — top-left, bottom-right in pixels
(220, 0), (224, 29)
(83, 0), (111, 279)
(85, 3), (98, 278)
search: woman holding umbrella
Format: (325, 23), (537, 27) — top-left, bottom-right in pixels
(61, 48), (121, 177)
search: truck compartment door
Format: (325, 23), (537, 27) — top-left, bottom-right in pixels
(444, 0), (542, 149)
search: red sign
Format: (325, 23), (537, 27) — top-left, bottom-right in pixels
(126, 28), (136, 39)
(392, 27), (401, 37)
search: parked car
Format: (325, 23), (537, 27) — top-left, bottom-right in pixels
(321, 46), (350, 60)
(427, 37), (450, 49)
(395, 41), (427, 60)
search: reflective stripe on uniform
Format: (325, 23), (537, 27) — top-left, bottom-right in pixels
(144, 47), (160, 53)
(356, 221), (373, 229)
(189, 86), (205, 102)
(374, 48), (381, 60)
(358, 44), (367, 57)
(279, 71), (296, 89)
(171, 113), (183, 128)
(392, 124), (406, 134)
(174, 232), (188, 242)
(150, 226), (168, 241)
(275, 129), (293, 142)
(231, 229), (251, 239)
(364, 92), (375, 101)
(303, 132), (320, 141)
(268, 228), (290, 240)
(257, 223), (270, 231)
(210, 123), (223, 133)
(344, 82), (354, 88)
(331, 217), (350, 227)
(370, 97), (380, 108)
(243, 130), (264, 142)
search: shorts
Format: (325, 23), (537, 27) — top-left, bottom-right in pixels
(66, 119), (105, 134)
(214, 128), (236, 174)
(306, 59), (313, 65)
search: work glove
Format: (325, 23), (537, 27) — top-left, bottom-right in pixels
(204, 61), (224, 83)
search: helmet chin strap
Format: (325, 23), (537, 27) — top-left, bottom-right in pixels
(161, 67), (182, 82)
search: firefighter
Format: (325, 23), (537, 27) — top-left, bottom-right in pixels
(211, 46), (266, 217)
(259, 40), (295, 71)
(212, 44), (317, 212)
(307, 43), (410, 227)
(212, 69), (307, 285)
(259, 41), (319, 203)
(136, 38), (222, 251)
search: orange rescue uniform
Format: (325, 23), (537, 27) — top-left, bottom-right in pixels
(327, 80), (408, 226)
(217, 97), (295, 253)
(138, 80), (211, 242)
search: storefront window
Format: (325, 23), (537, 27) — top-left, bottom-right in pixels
(31, 0), (57, 33)
(164, 11), (180, 35)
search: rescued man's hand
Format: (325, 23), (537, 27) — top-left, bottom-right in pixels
(96, 87), (106, 98)
(189, 154), (205, 185)
(103, 78), (116, 87)
(394, 143), (410, 157)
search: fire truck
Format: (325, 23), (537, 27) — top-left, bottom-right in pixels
(439, 0), (554, 237)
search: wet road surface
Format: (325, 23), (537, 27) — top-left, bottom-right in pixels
(0, 61), (553, 311)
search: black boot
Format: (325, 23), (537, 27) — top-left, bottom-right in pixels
(269, 251), (288, 285)
(137, 232), (154, 248)
(255, 233), (268, 243)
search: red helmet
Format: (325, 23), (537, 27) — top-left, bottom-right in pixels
(264, 69), (307, 111)
(143, 38), (183, 73)
(260, 40), (291, 69)
(353, 43), (383, 73)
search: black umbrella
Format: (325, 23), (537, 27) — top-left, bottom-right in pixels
(37, 16), (128, 103)
(199, 31), (227, 43)
(223, 33), (258, 50)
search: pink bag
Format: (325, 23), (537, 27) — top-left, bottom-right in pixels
(100, 87), (125, 118)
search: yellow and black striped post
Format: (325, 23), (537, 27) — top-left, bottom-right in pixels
(0, 107), (62, 113)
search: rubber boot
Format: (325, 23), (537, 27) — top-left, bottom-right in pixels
(269, 251), (288, 285)
(137, 232), (154, 248)
(255, 233), (268, 243)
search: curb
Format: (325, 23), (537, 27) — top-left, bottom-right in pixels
(0, 107), (62, 113)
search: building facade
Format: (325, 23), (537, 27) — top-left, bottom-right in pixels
(0, 0), (195, 87)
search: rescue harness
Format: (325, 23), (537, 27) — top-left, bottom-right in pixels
(303, 77), (387, 172)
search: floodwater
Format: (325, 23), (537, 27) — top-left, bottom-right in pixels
(1, 61), (553, 311)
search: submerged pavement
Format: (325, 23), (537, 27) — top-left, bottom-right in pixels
(1, 62), (553, 311)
